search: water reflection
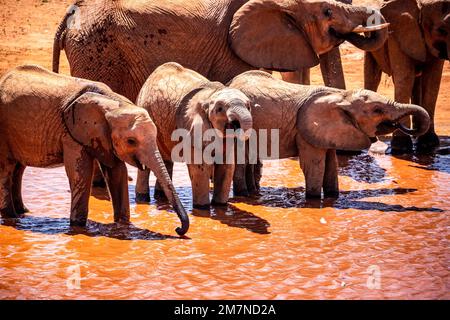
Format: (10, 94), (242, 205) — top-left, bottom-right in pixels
(0, 216), (179, 241)
(338, 152), (387, 183)
(192, 205), (271, 235)
(242, 187), (444, 213)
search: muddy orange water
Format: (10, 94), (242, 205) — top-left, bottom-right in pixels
(0, 0), (449, 299)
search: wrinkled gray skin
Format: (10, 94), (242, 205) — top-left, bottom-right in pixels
(135, 63), (253, 209)
(53, 0), (389, 100)
(0, 65), (188, 235)
(228, 71), (430, 198)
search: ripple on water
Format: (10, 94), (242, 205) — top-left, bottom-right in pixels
(0, 150), (449, 299)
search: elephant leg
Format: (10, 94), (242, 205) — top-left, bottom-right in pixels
(135, 168), (151, 203)
(154, 160), (173, 200)
(101, 162), (130, 223)
(323, 149), (339, 198)
(320, 48), (345, 89)
(297, 134), (326, 199)
(416, 59), (444, 152)
(233, 163), (249, 197)
(11, 163), (28, 215)
(63, 140), (94, 227)
(0, 157), (17, 218)
(245, 163), (259, 195)
(92, 161), (106, 188)
(389, 39), (415, 153)
(188, 163), (212, 209)
(212, 163), (234, 205)
(254, 159), (263, 192)
(364, 52), (382, 92)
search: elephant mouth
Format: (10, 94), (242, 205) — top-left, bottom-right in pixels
(225, 120), (241, 132)
(328, 27), (345, 42)
(132, 155), (145, 171)
(375, 117), (415, 136)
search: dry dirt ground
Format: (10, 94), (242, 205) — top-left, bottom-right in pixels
(0, 0), (449, 134)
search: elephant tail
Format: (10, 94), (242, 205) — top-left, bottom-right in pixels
(53, 7), (76, 73)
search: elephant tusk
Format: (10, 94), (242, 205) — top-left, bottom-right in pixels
(352, 23), (390, 33)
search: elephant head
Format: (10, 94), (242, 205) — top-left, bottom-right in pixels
(177, 85), (254, 143)
(63, 92), (189, 235)
(381, 0), (450, 62)
(229, 0), (389, 71)
(298, 89), (431, 150)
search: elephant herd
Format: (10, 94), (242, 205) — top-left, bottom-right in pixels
(0, 0), (448, 236)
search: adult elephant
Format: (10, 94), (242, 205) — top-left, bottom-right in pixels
(365, 0), (449, 153)
(53, 0), (389, 102)
(280, 0), (353, 89)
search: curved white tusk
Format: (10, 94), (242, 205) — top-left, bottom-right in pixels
(352, 22), (390, 33)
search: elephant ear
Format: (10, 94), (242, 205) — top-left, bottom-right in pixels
(63, 92), (118, 167)
(298, 93), (371, 151)
(229, 0), (319, 71)
(381, 0), (427, 62)
(176, 87), (214, 152)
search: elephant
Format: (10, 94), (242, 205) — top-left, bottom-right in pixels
(228, 71), (431, 198)
(53, 0), (390, 102)
(364, 0), (449, 153)
(280, 0), (353, 89)
(134, 63), (253, 209)
(0, 65), (189, 235)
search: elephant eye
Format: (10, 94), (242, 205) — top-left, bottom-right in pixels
(127, 138), (137, 146)
(217, 106), (224, 113)
(324, 8), (332, 18)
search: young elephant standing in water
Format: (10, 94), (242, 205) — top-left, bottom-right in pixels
(0, 65), (188, 235)
(228, 71), (431, 198)
(135, 63), (253, 209)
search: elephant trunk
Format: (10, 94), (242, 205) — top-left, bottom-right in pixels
(144, 148), (189, 236)
(378, 103), (430, 137)
(342, 6), (389, 51)
(392, 103), (430, 137)
(226, 105), (253, 139)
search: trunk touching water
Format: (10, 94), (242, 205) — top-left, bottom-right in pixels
(341, 6), (389, 51)
(145, 149), (189, 236)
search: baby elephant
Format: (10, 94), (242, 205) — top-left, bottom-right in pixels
(135, 62), (253, 208)
(0, 65), (188, 235)
(229, 71), (431, 198)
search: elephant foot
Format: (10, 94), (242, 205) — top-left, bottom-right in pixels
(92, 178), (107, 188)
(211, 199), (228, 207)
(233, 188), (250, 197)
(154, 189), (167, 201)
(323, 190), (339, 199)
(305, 191), (322, 200)
(70, 219), (87, 227)
(136, 192), (151, 203)
(0, 208), (19, 219)
(390, 135), (413, 154)
(15, 206), (29, 215)
(416, 132), (440, 153)
(193, 203), (210, 210)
